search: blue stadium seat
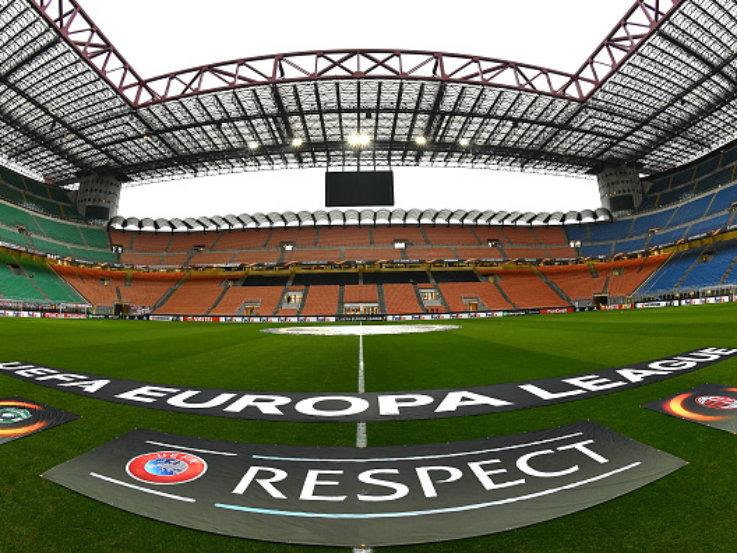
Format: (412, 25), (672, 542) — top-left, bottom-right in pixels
(564, 225), (588, 242)
(686, 213), (730, 237)
(707, 185), (737, 215)
(696, 156), (720, 178)
(720, 147), (737, 167)
(580, 244), (613, 257)
(694, 168), (732, 193)
(671, 167), (695, 187)
(670, 195), (712, 225)
(680, 247), (735, 289)
(647, 177), (670, 194)
(630, 209), (675, 237)
(648, 227), (686, 247)
(640, 249), (700, 293)
(613, 238), (648, 253)
(638, 195), (658, 210)
(658, 187), (693, 206)
(585, 220), (631, 242)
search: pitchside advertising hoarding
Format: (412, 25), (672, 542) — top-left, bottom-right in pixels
(645, 384), (737, 433)
(0, 397), (76, 444)
(43, 422), (685, 547)
(1, 348), (735, 422)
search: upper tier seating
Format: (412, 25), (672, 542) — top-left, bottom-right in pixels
(573, 142), (737, 258)
(113, 222), (576, 268)
(0, 198), (114, 264)
(0, 166), (84, 221)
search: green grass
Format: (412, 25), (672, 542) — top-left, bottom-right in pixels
(1, 304), (736, 552)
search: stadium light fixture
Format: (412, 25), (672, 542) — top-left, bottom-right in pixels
(414, 136), (427, 146)
(459, 138), (470, 147)
(347, 132), (371, 148)
(247, 141), (259, 151)
(291, 137), (304, 148)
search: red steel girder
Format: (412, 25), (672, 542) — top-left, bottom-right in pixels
(29, 0), (683, 108)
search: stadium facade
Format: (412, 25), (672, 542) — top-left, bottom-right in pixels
(1, 0), (737, 319)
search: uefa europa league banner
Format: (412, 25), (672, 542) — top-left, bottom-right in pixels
(0, 397), (77, 444)
(645, 384), (737, 433)
(1, 347), (736, 422)
(43, 422), (685, 547)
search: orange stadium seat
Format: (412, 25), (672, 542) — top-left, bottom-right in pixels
(382, 283), (422, 314)
(495, 272), (568, 309)
(166, 232), (220, 252)
(372, 226), (427, 246)
(155, 278), (226, 315)
(301, 285), (339, 315)
(424, 226), (480, 245)
(344, 284), (378, 303)
(318, 227), (371, 247)
(267, 228), (318, 247)
(211, 285), (284, 316)
(125, 232), (172, 253)
(439, 282), (512, 311)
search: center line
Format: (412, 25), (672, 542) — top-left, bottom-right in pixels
(353, 323), (371, 553)
(356, 322), (367, 448)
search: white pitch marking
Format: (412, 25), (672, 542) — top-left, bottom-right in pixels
(89, 472), (196, 503)
(356, 322), (367, 449)
(353, 323), (371, 553)
(263, 324), (459, 337)
(144, 440), (238, 457)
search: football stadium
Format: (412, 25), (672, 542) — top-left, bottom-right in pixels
(1, 0), (737, 551)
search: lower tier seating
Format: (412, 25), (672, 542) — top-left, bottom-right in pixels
(0, 251), (84, 304)
(154, 279), (225, 315)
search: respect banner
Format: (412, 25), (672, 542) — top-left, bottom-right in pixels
(43, 422), (685, 547)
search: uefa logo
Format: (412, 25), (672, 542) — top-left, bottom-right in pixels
(695, 395), (737, 410)
(125, 451), (208, 485)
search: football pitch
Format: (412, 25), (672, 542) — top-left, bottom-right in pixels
(1, 304), (736, 552)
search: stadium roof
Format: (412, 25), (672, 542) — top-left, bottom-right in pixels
(1, 0), (737, 185)
(108, 207), (613, 233)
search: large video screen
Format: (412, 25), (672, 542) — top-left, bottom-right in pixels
(325, 171), (394, 207)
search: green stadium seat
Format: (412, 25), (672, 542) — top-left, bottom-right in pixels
(78, 226), (111, 249)
(0, 251), (84, 304)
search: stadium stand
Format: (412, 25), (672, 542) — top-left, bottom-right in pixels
(0, 250), (85, 305)
(154, 278), (225, 315)
(571, 144), (737, 259)
(0, 166), (84, 221)
(54, 266), (176, 310)
(492, 272), (567, 309)
(0, 188), (114, 264)
(301, 285), (340, 316)
(439, 282), (512, 312)
(383, 283), (423, 314)
(211, 285), (284, 316)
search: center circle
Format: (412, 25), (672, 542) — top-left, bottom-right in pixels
(262, 324), (460, 336)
